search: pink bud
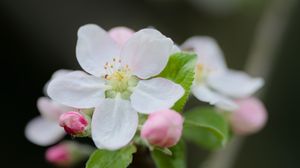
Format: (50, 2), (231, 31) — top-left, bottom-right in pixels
(108, 27), (134, 47)
(141, 109), (183, 148)
(59, 111), (89, 136)
(230, 97), (268, 135)
(45, 144), (71, 166)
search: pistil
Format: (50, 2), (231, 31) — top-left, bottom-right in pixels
(103, 57), (139, 99)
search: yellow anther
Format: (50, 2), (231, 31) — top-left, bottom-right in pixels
(196, 64), (203, 73)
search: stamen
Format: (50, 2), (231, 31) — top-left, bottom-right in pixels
(103, 57), (132, 82)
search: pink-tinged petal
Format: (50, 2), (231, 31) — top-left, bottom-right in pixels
(181, 36), (227, 75)
(207, 70), (264, 98)
(47, 71), (105, 109)
(131, 77), (184, 114)
(25, 116), (65, 146)
(230, 97), (268, 135)
(121, 28), (174, 79)
(108, 26), (134, 48)
(76, 24), (120, 77)
(37, 97), (74, 121)
(91, 98), (138, 150)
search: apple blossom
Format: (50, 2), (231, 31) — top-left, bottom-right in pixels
(25, 69), (77, 146)
(141, 109), (183, 148)
(59, 111), (90, 137)
(47, 24), (184, 150)
(181, 36), (264, 111)
(25, 97), (75, 146)
(229, 97), (268, 135)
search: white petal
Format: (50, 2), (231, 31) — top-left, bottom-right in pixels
(25, 116), (65, 146)
(91, 99), (138, 150)
(121, 28), (174, 79)
(192, 84), (219, 104)
(43, 69), (73, 96)
(37, 97), (74, 121)
(192, 84), (238, 111)
(76, 24), (120, 77)
(215, 98), (239, 111)
(131, 77), (184, 114)
(47, 71), (105, 108)
(51, 69), (74, 79)
(207, 70), (264, 98)
(181, 36), (227, 75)
(171, 44), (181, 54)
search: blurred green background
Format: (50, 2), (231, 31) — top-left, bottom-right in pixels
(0, 0), (299, 167)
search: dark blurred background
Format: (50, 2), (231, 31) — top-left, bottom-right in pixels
(1, 0), (299, 167)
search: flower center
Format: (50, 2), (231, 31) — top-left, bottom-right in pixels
(104, 57), (139, 99)
(195, 64), (204, 83)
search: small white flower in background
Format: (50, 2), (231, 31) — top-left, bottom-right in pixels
(47, 24), (184, 150)
(25, 97), (75, 146)
(181, 36), (264, 111)
(25, 69), (76, 146)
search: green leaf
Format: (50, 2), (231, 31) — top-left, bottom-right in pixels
(151, 140), (186, 168)
(183, 107), (229, 150)
(158, 52), (197, 112)
(86, 145), (136, 168)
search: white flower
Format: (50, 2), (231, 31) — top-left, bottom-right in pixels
(181, 36), (264, 111)
(25, 97), (75, 146)
(47, 24), (184, 150)
(25, 70), (75, 146)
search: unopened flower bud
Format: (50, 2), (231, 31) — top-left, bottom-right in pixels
(59, 111), (90, 137)
(108, 27), (134, 47)
(230, 97), (268, 135)
(45, 141), (94, 167)
(45, 143), (71, 166)
(141, 109), (183, 148)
